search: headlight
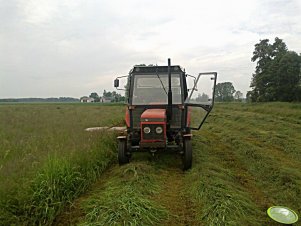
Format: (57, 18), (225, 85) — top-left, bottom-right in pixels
(155, 126), (163, 134)
(143, 126), (151, 134)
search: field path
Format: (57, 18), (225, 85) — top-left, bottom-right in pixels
(153, 166), (199, 226)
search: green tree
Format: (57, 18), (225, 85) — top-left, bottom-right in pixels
(196, 93), (209, 102)
(246, 91), (253, 102)
(215, 82), (236, 102)
(112, 91), (119, 102)
(103, 90), (126, 102)
(249, 37), (301, 102)
(103, 90), (112, 98)
(89, 92), (100, 102)
(276, 51), (301, 101)
(234, 91), (243, 101)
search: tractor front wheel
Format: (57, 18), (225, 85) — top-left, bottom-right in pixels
(182, 138), (192, 170)
(118, 139), (129, 165)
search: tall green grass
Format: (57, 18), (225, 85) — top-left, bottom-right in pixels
(0, 104), (123, 225)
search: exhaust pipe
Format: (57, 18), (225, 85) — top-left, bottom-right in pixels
(167, 58), (172, 122)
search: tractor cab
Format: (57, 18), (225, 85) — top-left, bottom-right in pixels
(131, 67), (183, 106)
(114, 59), (217, 170)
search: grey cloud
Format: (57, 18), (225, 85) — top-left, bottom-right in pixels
(239, 0), (301, 34)
(1, 0), (301, 98)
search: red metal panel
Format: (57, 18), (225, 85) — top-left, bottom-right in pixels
(125, 107), (130, 127)
(187, 106), (191, 127)
(141, 109), (166, 119)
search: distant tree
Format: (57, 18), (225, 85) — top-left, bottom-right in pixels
(249, 37), (301, 102)
(246, 91), (253, 102)
(215, 82), (236, 102)
(112, 91), (118, 102)
(234, 91), (243, 101)
(102, 90), (125, 102)
(0, 97), (79, 103)
(196, 93), (209, 102)
(89, 92), (100, 102)
(112, 91), (126, 102)
(103, 90), (112, 98)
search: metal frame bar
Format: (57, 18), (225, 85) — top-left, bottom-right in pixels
(185, 72), (217, 130)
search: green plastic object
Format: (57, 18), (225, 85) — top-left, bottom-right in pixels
(267, 206), (298, 224)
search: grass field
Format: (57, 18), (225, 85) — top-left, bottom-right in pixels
(0, 103), (123, 225)
(1, 102), (301, 225)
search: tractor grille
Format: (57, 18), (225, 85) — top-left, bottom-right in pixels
(142, 124), (164, 140)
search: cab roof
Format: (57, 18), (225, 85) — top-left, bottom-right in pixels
(131, 65), (184, 74)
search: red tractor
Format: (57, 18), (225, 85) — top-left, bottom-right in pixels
(114, 59), (217, 170)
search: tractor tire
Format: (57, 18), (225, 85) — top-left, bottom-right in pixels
(182, 138), (192, 171)
(118, 139), (129, 165)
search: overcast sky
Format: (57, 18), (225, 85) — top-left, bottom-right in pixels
(1, 0), (300, 98)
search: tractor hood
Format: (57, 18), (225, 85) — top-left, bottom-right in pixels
(141, 109), (166, 121)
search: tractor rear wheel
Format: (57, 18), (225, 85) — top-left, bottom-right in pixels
(118, 139), (129, 165)
(182, 138), (192, 170)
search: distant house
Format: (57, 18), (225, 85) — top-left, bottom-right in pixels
(80, 97), (95, 103)
(100, 97), (113, 103)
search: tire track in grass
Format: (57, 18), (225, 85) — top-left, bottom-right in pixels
(152, 160), (199, 226)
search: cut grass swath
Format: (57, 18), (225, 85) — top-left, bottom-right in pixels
(80, 163), (168, 226)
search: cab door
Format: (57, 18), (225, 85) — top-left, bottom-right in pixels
(185, 72), (217, 130)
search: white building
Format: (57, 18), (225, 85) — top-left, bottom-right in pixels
(80, 97), (95, 103)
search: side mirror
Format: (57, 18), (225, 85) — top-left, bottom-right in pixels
(114, 79), (119, 88)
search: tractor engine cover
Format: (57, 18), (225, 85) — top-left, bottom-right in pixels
(140, 109), (166, 148)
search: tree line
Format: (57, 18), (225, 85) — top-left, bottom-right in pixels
(0, 97), (79, 103)
(82, 90), (125, 102)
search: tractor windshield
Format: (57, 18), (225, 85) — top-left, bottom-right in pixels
(132, 74), (182, 105)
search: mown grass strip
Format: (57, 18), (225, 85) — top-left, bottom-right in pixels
(210, 115), (301, 215)
(79, 163), (168, 226)
(189, 103), (301, 225)
(187, 136), (263, 226)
